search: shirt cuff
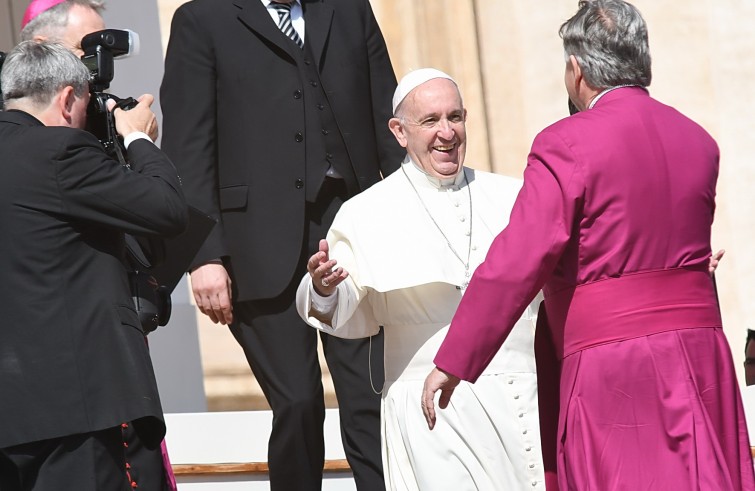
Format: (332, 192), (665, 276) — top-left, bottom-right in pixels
(124, 132), (151, 149)
(310, 283), (337, 316)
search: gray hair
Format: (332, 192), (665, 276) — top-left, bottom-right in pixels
(20, 0), (105, 42)
(1, 40), (90, 108)
(559, 0), (651, 89)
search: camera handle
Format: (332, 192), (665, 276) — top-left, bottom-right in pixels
(108, 96), (138, 168)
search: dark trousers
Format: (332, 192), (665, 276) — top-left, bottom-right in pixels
(230, 178), (385, 491)
(0, 427), (129, 491)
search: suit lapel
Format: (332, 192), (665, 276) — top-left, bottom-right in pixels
(234, 0), (299, 60)
(301, 0), (333, 67)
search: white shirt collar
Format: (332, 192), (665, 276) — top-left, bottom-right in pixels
(261, 0), (301, 7)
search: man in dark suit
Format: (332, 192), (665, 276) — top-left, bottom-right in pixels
(0, 40), (187, 490)
(18, 2), (179, 489)
(160, 0), (403, 489)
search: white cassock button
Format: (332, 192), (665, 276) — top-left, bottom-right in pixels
(525, 446), (532, 452)
(529, 464), (535, 469)
(514, 394), (520, 400)
(459, 216), (466, 222)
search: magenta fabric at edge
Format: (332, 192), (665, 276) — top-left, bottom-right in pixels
(559, 328), (752, 490)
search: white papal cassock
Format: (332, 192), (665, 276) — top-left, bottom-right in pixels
(296, 158), (546, 491)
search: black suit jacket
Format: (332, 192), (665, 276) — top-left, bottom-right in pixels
(160, 0), (403, 302)
(0, 110), (188, 449)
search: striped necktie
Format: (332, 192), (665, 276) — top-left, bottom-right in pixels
(271, 2), (304, 49)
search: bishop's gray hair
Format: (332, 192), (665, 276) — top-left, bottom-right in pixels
(559, 0), (651, 89)
(20, 0), (105, 42)
(1, 40), (90, 108)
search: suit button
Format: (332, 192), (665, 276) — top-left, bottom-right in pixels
(295, 179), (304, 189)
(293, 90), (302, 99)
(326, 153), (333, 160)
(304, 59), (311, 65)
(317, 104), (324, 110)
(295, 132), (303, 142)
(310, 81), (318, 87)
(321, 129), (329, 135)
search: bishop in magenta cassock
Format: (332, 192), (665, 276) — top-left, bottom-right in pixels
(423, 1), (755, 490)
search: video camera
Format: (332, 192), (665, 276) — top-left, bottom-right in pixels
(81, 29), (171, 334)
(81, 28), (140, 159)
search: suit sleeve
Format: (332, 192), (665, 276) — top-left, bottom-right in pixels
(160, 5), (226, 266)
(55, 131), (187, 237)
(434, 129), (585, 382)
(361, 0), (403, 177)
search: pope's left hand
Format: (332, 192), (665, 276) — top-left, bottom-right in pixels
(709, 249), (725, 276)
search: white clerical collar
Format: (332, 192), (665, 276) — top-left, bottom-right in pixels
(403, 156), (465, 190)
(588, 84), (642, 109)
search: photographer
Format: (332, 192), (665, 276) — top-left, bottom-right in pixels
(16, 2), (180, 490)
(0, 40), (187, 491)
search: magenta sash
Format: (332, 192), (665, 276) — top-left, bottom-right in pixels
(544, 266), (721, 360)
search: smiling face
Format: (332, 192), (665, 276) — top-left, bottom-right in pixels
(389, 78), (467, 179)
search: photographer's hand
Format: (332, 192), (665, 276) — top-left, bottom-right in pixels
(190, 262), (234, 325)
(107, 94), (159, 142)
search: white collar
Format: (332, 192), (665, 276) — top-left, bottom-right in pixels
(403, 156), (466, 190)
(588, 84), (641, 109)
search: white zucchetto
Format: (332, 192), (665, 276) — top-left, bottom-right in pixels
(392, 68), (456, 115)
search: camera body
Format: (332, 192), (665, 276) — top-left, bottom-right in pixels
(81, 29), (171, 334)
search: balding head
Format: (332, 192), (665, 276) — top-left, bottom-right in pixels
(21, 0), (106, 57)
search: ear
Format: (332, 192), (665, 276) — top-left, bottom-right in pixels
(388, 117), (408, 148)
(59, 86), (76, 125)
(568, 55), (583, 93)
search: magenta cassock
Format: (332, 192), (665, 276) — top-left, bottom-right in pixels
(435, 86), (755, 490)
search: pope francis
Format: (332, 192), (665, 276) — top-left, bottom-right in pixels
(296, 69), (545, 491)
